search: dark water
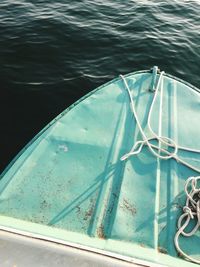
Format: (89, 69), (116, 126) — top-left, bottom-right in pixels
(0, 0), (200, 172)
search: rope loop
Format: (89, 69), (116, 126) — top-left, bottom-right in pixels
(175, 176), (200, 263)
(120, 72), (200, 172)
(120, 70), (200, 263)
(182, 206), (194, 219)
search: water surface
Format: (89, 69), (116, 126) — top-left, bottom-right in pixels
(0, 0), (200, 172)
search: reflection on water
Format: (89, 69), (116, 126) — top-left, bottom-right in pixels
(0, 0), (200, 172)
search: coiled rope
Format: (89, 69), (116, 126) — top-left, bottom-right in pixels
(120, 72), (200, 263)
(174, 176), (200, 264)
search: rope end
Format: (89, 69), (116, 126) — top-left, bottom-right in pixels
(120, 154), (128, 161)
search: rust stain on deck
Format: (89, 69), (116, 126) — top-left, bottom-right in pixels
(121, 198), (136, 215)
(158, 247), (168, 254)
(97, 224), (106, 239)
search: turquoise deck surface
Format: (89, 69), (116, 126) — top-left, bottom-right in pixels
(0, 70), (200, 266)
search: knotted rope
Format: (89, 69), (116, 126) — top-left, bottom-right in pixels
(120, 72), (200, 172)
(120, 71), (200, 263)
(174, 176), (200, 264)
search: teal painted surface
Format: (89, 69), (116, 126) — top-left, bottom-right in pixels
(0, 70), (200, 266)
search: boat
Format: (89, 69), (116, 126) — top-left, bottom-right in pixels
(0, 66), (200, 266)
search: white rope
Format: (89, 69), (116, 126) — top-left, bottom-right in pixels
(119, 73), (200, 173)
(174, 176), (200, 264)
(120, 72), (200, 263)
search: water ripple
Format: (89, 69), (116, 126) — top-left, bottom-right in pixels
(0, 0), (200, 171)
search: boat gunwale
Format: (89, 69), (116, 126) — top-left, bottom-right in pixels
(0, 226), (166, 267)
